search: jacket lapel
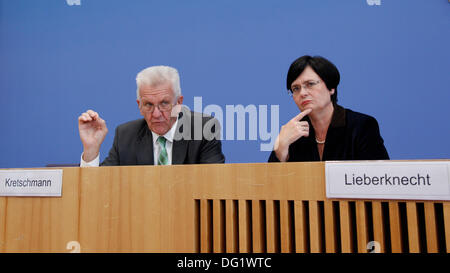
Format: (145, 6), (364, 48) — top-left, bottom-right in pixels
(323, 104), (346, 161)
(172, 118), (188, 164)
(136, 127), (155, 165)
(172, 140), (188, 164)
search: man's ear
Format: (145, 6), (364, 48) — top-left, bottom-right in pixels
(330, 88), (335, 95)
(177, 95), (184, 105)
(137, 99), (143, 116)
(171, 96), (184, 118)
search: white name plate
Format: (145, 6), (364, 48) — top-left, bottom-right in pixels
(325, 161), (450, 201)
(0, 169), (63, 197)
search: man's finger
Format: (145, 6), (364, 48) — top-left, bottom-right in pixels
(84, 110), (101, 121)
(291, 108), (312, 122)
(90, 112), (99, 120)
(79, 113), (91, 122)
(98, 117), (107, 127)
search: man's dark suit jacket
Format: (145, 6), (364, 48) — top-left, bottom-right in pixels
(268, 104), (389, 162)
(101, 108), (225, 166)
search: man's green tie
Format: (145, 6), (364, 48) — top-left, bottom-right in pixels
(157, 136), (168, 165)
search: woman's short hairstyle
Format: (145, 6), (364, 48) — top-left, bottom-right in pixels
(136, 65), (182, 100)
(286, 55), (340, 103)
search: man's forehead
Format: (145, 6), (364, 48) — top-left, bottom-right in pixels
(139, 83), (174, 98)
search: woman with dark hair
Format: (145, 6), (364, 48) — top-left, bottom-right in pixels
(268, 55), (389, 162)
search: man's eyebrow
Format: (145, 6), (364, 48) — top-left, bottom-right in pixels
(142, 97), (172, 103)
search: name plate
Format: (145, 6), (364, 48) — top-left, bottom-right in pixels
(0, 169), (63, 197)
(325, 161), (450, 201)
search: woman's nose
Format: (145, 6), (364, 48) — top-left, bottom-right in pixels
(299, 87), (309, 97)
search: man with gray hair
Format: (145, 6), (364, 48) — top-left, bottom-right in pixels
(78, 65), (225, 166)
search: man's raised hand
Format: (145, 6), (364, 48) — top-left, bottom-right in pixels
(78, 110), (108, 162)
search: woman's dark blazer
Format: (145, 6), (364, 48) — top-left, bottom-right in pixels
(268, 104), (389, 162)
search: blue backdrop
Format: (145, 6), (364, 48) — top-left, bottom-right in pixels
(1, 0), (449, 168)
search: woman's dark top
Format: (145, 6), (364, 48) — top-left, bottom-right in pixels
(268, 104), (389, 162)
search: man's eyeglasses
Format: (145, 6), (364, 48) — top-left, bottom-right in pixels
(140, 101), (175, 113)
(290, 80), (321, 95)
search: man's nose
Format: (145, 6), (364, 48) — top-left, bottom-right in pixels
(152, 106), (163, 117)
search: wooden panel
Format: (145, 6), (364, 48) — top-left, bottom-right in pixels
(192, 162), (326, 201)
(389, 202), (403, 253)
(265, 200), (279, 253)
(356, 201), (369, 253)
(225, 200), (238, 253)
(423, 202), (438, 253)
(339, 201), (353, 253)
(57, 167), (81, 251)
(127, 167), (163, 252)
(252, 200), (265, 253)
(200, 199), (211, 253)
(3, 198), (39, 252)
(406, 202), (420, 253)
(194, 199), (200, 253)
(159, 165), (196, 252)
(79, 167), (127, 252)
(372, 201), (385, 253)
(294, 201), (308, 253)
(213, 200), (225, 253)
(2, 168), (79, 253)
(309, 201), (322, 253)
(79, 166), (163, 252)
(238, 200), (251, 253)
(444, 203), (450, 253)
(324, 201), (336, 253)
(0, 197), (6, 252)
(1, 162), (449, 253)
(280, 200), (293, 253)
